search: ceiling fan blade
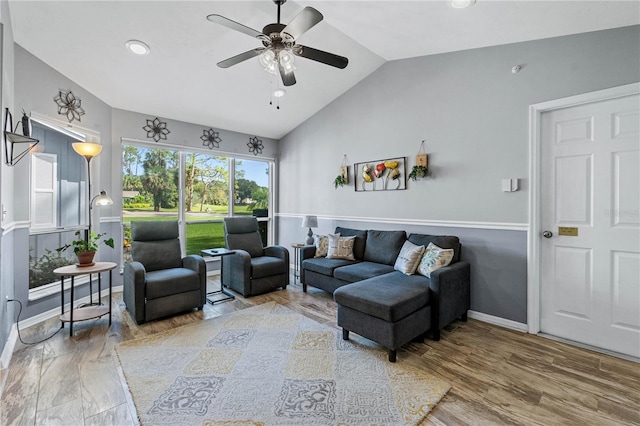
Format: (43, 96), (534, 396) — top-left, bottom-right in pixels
(281, 7), (323, 41)
(293, 45), (348, 69)
(217, 48), (265, 68)
(279, 63), (296, 86)
(207, 14), (265, 39)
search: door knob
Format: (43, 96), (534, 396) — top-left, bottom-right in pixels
(542, 230), (553, 238)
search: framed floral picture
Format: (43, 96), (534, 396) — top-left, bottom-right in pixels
(354, 157), (407, 191)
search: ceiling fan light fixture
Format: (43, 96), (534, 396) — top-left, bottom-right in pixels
(450, 0), (476, 8)
(279, 50), (296, 74)
(273, 88), (287, 98)
(259, 49), (279, 74)
(125, 39), (150, 55)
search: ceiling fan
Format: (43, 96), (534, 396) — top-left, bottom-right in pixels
(207, 0), (349, 87)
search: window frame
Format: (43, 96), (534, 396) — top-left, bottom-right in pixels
(120, 138), (276, 259)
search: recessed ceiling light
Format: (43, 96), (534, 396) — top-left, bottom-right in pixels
(450, 0), (476, 8)
(273, 88), (287, 98)
(125, 40), (150, 55)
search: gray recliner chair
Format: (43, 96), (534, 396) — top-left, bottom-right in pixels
(123, 220), (206, 324)
(222, 216), (289, 297)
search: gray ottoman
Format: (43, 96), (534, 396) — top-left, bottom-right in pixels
(333, 273), (432, 362)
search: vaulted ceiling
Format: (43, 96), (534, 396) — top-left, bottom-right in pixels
(9, 1), (639, 139)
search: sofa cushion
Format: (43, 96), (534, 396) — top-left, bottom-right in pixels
(416, 243), (454, 278)
(333, 261), (395, 283)
(327, 234), (356, 260)
(251, 256), (286, 279)
(363, 230), (407, 266)
(145, 268), (201, 300)
(303, 257), (358, 276)
(394, 240), (425, 275)
(132, 239), (182, 272)
(335, 227), (367, 260)
(334, 272), (431, 323)
(313, 234), (329, 257)
(408, 234), (461, 263)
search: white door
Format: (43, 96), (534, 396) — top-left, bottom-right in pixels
(540, 93), (640, 358)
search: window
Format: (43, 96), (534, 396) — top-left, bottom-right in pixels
(183, 153), (229, 255)
(235, 158), (271, 246)
(122, 143), (273, 260)
(31, 153), (58, 229)
(122, 145), (179, 262)
(28, 121), (92, 291)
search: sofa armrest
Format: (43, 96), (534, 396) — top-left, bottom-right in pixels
(183, 255), (207, 306)
(429, 261), (471, 331)
(300, 245), (316, 283)
(222, 249), (252, 295)
(265, 245), (288, 261)
(301, 245), (316, 260)
(265, 246), (290, 284)
(123, 261), (147, 324)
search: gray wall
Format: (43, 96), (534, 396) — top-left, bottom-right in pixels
(277, 25), (640, 323)
(0, 2), (16, 368)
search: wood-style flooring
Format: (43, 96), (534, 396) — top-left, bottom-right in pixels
(1, 276), (639, 425)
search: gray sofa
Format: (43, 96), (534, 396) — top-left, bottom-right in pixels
(300, 227), (470, 362)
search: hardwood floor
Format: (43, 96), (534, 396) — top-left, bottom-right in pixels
(1, 276), (638, 425)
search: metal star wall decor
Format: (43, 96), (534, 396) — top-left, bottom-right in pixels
(143, 117), (170, 142)
(247, 136), (264, 156)
(201, 128), (222, 149)
(53, 90), (85, 122)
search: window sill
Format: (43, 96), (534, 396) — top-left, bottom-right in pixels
(28, 276), (90, 302)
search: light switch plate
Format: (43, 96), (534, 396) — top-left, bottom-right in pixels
(502, 178), (519, 192)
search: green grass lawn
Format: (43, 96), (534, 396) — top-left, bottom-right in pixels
(122, 206), (265, 255)
(185, 222), (225, 255)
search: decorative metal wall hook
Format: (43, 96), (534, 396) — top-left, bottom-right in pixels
(3, 108), (39, 166)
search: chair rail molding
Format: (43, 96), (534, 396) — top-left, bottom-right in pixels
(276, 213), (528, 232)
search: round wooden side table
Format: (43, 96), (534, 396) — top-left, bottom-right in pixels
(54, 261), (117, 336)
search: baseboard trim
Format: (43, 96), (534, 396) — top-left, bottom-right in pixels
(0, 324), (18, 399)
(468, 310), (528, 332)
(0, 324), (18, 370)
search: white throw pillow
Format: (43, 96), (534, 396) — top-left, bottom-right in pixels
(394, 240), (425, 275)
(417, 242), (454, 277)
(313, 234), (329, 258)
(326, 233), (356, 260)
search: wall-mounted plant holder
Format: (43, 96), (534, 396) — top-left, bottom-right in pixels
(3, 108), (39, 166)
(334, 155), (349, 189)
(355, 157), (406, 191)
(409, 140), (429, 181)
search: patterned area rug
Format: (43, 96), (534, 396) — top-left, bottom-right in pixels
(115, 302), (450, 425)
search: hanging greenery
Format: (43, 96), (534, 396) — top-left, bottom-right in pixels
(408, 165), (428, 181)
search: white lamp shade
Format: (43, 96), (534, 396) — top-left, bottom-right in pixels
(72, 142), (103, 159)
(301, 215), (318, 228)
(93, 191), (113, 206)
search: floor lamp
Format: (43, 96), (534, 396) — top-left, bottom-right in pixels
(72, 142), (106, 244)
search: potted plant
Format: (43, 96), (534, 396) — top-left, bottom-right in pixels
(334, 174), (347, 189)
(57, 230), (114, 266)
(408, 165), (428, 181)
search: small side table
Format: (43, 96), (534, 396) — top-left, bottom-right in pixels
(291, 243), (305, 284)
(201, 248), (236, 304)
(53, 261), (117, 336)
